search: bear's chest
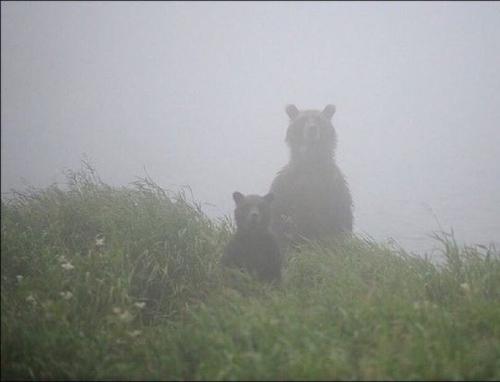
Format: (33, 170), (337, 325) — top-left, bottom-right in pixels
(286, 168), (338, 201)
(277, 168), (344, 229)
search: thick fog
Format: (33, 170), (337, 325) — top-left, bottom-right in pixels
(2, 2), (500, 254)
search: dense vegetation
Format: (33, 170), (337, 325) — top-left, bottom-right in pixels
(2, 163), (499, 380)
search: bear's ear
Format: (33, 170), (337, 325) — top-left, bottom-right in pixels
(286, 104), (300, 120)
(263, 192), (274, 204)
(233, 191), (245, 205)
(322, 104), (336, 120)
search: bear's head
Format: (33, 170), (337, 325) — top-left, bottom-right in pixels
(285, 104), (337, 164)
(232, 191), (274, 233)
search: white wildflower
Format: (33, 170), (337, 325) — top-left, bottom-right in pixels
(128, 330), (142, 338)
(26, 294), (36, 304)
(134, 302), (146, 309)
(119, 310), (132, 322)
(112, 307), (132, 322)
(460, 283), (471, 293)
(16, 275), (24, 283)
(59, 291), (73, 300)
(95, 234), (105, 248)
(61, 261), (74, 271)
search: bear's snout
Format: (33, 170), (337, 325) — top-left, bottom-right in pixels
(248, 207), (260, 224)
(304, 124), (320, 141)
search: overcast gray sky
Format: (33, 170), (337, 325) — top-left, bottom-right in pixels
(2, 1), (500, 253)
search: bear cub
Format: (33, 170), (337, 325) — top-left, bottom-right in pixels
(221, 191), (282, 283)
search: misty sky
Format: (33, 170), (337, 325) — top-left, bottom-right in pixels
(2, 1), (500, 254)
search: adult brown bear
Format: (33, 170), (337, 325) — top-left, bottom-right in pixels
(269, 104), (353, 252)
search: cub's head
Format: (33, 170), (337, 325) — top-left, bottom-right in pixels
(232, 191), (274, 233)
(285, 104), (337, 163)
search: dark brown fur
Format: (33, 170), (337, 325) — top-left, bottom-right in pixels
(222, 192), (282, 283)
(269, 104), (353, 251)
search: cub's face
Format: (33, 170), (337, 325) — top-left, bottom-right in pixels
(232, 192), (274, 232)
(285, 104), (337, 162)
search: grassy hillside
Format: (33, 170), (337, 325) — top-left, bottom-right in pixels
(2, 163), (499, 380)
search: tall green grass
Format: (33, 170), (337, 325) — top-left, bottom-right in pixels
(2, 163), (499, 380)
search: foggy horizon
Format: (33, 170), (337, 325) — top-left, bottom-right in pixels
(2, 1), (500, 254)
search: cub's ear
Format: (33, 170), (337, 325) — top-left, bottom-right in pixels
(263, 192), (274, 204)
(322, 104), (336, 120)
(232, 191), (245, 205)
(285, 104), (300, 120)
